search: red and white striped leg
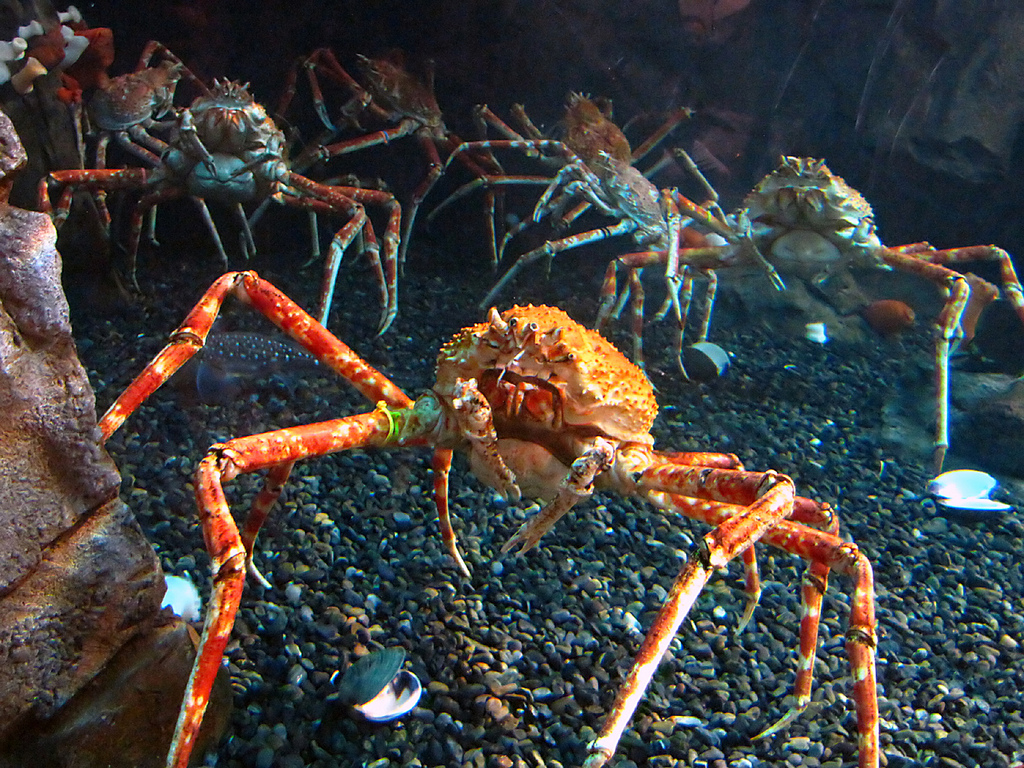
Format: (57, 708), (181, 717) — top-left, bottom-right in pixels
(642, 489), (879, 767)
(584, 469), (799, 768)
(431, 448), (470, 577)
(99, 271), (413, 441)
(167, 407), (400, 768)
(284, 173), (402, 335)
(39, 167), (150, 228)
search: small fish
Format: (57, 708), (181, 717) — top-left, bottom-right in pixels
(860, 299), (916, 337)
(195, 331), (321, 405)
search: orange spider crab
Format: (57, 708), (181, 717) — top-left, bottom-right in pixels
(99, 272), (879, 768)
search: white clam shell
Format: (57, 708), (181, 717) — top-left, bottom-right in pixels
(353, 669), (422, 722)
(927, 469), (999, 501)
(683, 342), (730, 381)
(936, 497), (1013, 513)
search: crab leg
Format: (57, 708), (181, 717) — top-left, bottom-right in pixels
(274, 191), (377, 324)
(432, 449), (471, 576)
(583, 470), (798, 768)
(99, 271), (412, 441)
(169, 400), (437, 768)
(39, 167), (150, 228)
(648, 488), (840, 697)
(285, 174), (403, 334)
(644, 490), (877, 765)
(480, 219), (641, 309)
(427, 175), (554, 224)
(279, 48), (390, 130)
(476, 104), (537, 143)
(238, 459), (295, 586)
(629, 107), (694, 166)
(880, 243), (1024, 472)
(645, 484), (836, 630)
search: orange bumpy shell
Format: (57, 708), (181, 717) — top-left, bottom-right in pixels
(563, 92), (632, 164)
(436, 305), (657, 443)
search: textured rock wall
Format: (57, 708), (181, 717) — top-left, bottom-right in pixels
(0, 108), (164, 737)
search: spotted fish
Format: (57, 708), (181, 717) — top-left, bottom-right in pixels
(195, 331), (321, 404)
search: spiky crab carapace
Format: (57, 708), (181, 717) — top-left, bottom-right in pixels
(99, 272), (879, 768)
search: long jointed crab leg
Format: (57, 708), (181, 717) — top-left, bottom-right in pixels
(585, 473), (878, 768)
(39, 168), (148, 227)
(99, 271), (411, 441)
(169, 399), (440, 768)
(432, 448), (471, 577)
(881, 243), (1024, 472)
(284, 173), (403, 335)
(646, 490), (877, 765)
(649, 490), (842, 726)
(480, 219), (643, 310)
(582, 468), (798, 767)
(95, 272), (439, 768)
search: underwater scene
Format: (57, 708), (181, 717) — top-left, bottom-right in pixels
(0, 2), (1023, 768)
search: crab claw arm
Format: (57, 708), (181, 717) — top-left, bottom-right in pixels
(451, 377), (520, 501)
(501, 438), (615, 556)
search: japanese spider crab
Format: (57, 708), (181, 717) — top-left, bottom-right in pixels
(603, 156), (1024, 472)
(275, 48), (503, 271)
(39, 75), (402, 332)
(429, 93), (765, 365)
(54, 40), (201, 239)
(98, 271), (879, 768)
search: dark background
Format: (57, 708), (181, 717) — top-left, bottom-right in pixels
(72, 0), (1024, 257)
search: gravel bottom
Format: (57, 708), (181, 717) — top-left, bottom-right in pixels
(72, 242), (1024, 768)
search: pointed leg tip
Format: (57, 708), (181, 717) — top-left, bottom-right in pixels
(248, 559), (272, 589)
(752, 705), (804, 742)
(582, 747), (612, 768)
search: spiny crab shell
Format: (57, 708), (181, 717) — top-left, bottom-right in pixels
(742, 156), (886, 272)
(189, 80), (286, 157)
(436, 304), (657, 444)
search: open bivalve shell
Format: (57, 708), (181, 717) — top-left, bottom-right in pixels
(355, 670), (422, 722)
(682, 342), (730, 382)
(337, 647), (422, 722)
(927, 469), (1014, 520)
